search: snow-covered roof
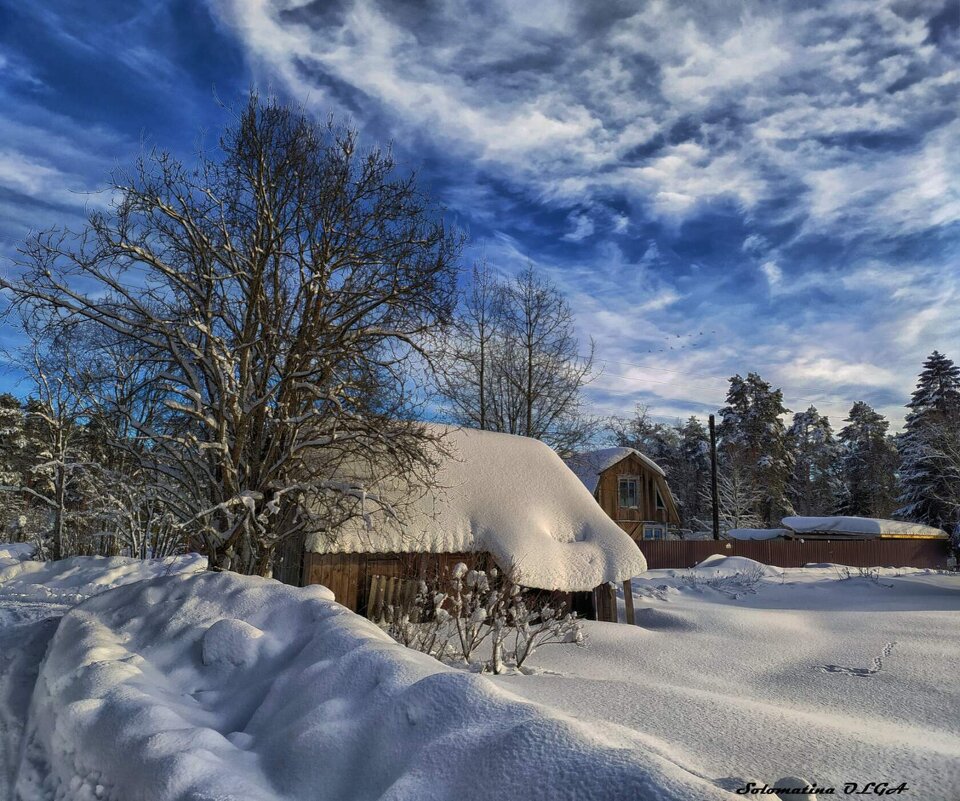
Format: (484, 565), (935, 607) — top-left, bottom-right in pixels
(563, 447), (665, 495)
(305, 427), (647, 591)
(725, 528), (791, 541)
(781, 516), (947, 539)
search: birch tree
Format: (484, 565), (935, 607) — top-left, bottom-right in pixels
(438, 264), (595, 453)
(1, 93), (460, 574)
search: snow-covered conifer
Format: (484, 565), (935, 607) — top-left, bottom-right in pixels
(895, 351), (960, 531)
(837, 402), (898, 517)
(717, 373), (794, 525)
(787, 406), (842, 516)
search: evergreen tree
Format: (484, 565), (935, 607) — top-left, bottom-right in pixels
(672, 417), (711, 530)
(787, 406), (842, 516)
(837, 401), (899, 517)
(717, 373), (794, 526)
(0, 394), (27, 537)
(895, 351), (960, 531)
(608, 404), (679, 465)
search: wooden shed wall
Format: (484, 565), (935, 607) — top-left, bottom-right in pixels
(302, 551), (488, 612)
(594, 453), (681, 536)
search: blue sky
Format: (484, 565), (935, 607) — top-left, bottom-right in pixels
(0, 0), (957, 431)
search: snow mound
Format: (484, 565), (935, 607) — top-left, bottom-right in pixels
(15, 570), (731, 800)
(634, 607), (699, 632)
(306, 426), (647, 591)
(203, 619), (266, 666)
(0, 542), (36, 562)
(692, 555), (782, 577)
(0, 554), (206, 604)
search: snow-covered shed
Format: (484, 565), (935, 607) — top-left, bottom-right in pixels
(781, 516), (947, 540)
(298, 427), (647, 615)
(564, 447), (680, 541)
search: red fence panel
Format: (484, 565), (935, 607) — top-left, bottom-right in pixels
(638, 539), (950, 570)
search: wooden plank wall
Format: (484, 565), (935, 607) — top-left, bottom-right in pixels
(595, 453), (679, 531)
(302, 551), (487, 612)
(637, 539), (951, 570)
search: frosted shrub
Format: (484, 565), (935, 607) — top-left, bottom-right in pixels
(384, 562), (585, 674)
(681, 564), (768, 598)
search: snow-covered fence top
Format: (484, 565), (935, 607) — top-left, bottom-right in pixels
(781, 516), (947, 539)
(305, 427), (647, 591)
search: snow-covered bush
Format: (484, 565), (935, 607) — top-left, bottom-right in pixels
(384, 562), (584, 674)
(680, 564), (769, 598)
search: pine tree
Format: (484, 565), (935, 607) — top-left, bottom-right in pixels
(672, 417), (711, 530)
(0, 394), (27, 537)
(787, 406), (842, 516)
(717, 373), (794, 525)
(895, 351), (960, 531)
(837, 402), (899, 517)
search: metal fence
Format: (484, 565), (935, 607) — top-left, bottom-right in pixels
(638, 538), (950, 570)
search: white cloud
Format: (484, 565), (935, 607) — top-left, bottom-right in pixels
(561, 211), (594, 242)
(210, 0), (958, 239)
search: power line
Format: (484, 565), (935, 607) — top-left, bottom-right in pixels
(587, 369), (907, 425)
(587, 354), (902, 410)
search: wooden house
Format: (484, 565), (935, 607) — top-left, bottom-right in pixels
(289, 427), (647, 620)
(565, 448), (680, 542)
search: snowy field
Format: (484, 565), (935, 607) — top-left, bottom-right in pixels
(497, 557), (960, 799)
(1, 550), (957, 800)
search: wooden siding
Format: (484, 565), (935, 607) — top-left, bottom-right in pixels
(637, 538), (950, 570)
(302, 551), (487, 612)
(594, 453), (681, 536)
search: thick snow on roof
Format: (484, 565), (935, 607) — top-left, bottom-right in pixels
(564, 446), (665, 495)
(305, 427), (647, 591)
(782, 516), (947, 538)
(725, 528), (791, 540)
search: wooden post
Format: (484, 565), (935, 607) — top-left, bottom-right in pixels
(622, 580), (635, 625)
(606, 583), (618, 623)
(709, 413), (720, 541)
(383, 576), (398, 621)
(368, 575), (383, 621)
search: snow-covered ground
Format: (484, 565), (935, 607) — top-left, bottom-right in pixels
(0, 553), (730, 800)
(1, 552), (957, 800)
(495, 556), (960, 798)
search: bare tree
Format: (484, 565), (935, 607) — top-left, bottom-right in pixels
(438, 264), (595, 454)
(1, 93), (460, 575)
(13, 323), (99, 560)
(700, 457), (764, 532)
(436, 261), (502, 430)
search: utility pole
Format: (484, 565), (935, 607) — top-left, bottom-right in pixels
(709, 414), (720, 541)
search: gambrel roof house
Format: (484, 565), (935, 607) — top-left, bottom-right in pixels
(564, 447), (681, 542)
(296, 427), (647, 613)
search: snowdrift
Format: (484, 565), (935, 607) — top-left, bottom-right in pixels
(15, 571), (730, 801)
(0, 553), (206, 606)
(306, 426), (647, 591)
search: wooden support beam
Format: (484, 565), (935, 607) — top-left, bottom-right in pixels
(623, 580), (635, 625)
(606, 583), (618, 623)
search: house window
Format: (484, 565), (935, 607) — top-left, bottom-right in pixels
(618, 478), (638, 509)
(655, 487), (666, 511)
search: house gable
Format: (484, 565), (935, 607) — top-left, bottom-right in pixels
(593, 452), (681, 537)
